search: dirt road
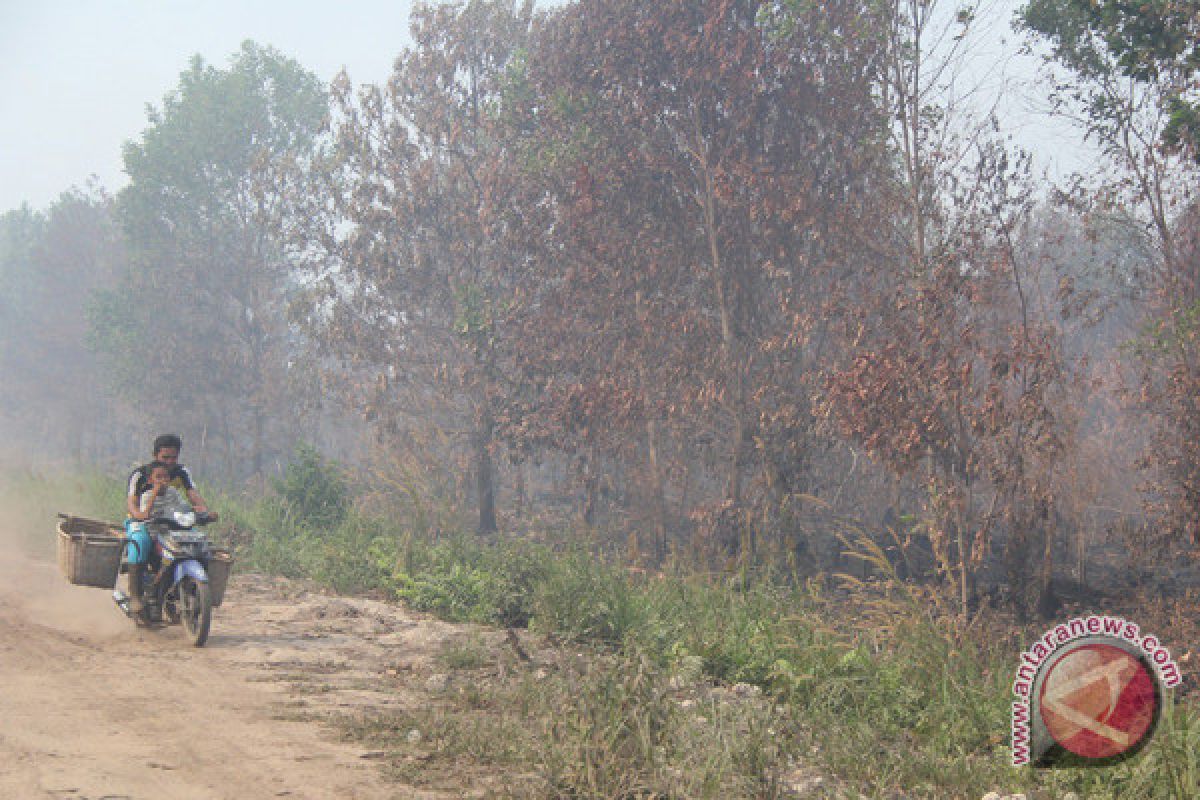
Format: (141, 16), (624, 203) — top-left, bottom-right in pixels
(0, 540), (486, 800)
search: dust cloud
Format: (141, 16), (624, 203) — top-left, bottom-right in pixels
(0, 464), (128, 639)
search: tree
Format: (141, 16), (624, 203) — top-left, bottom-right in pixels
(300, 1), (536, 534)
(1020, 0), (1198, 269)
(1022, 0), (1200, 552)
(1021, 0), (1199, 161)
(1130, 204), (1200, 548)
(0, 188), (132, 461)
(505, 0), (889, 559)
(818, 0), (1088, 616)
(0, 207), (43, 418)
(89, 41), (327, 477)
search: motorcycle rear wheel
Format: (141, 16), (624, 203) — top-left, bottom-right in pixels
(180, 577), (212, 647)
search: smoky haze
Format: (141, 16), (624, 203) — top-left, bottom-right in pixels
(0, 0), (419, 212)
(0, 0), (1194, 622)
(0, 0), (1090, 213)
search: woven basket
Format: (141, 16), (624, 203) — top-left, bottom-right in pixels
(57, 515), (124, 588)
(207, 549), (234, 607)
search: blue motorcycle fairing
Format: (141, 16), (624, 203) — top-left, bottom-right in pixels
(172, 558), (209, 587)
(123, 519), (152, 565)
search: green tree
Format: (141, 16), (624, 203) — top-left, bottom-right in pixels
(0, 207), (43, 379)
(1021, 0), (1199, 161)
(273, 442), (349, 529)
(1019, 0), (1197, 267)
(89, 41), (327, 477)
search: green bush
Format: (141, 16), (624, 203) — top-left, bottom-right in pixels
(392, 536), (546, 626)
(530, 550), (650, 645)
(214, 493), (311, 577)
(271, 443), (349, 529)
(664, 581), (797, 686)
(309, 513), (396, 594)
(396, 561), (502, 623)
(477, 539), (547, 628)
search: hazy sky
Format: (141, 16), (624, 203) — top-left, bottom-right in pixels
(0, 0), (418, 211)
(0, 0), (1092, 214)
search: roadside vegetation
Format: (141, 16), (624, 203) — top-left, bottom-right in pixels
(13, 460), (1198, 799)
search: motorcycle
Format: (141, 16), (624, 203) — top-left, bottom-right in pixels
(113, 509), (219, 647)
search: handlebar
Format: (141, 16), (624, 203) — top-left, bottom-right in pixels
(149, 511), (216, 529)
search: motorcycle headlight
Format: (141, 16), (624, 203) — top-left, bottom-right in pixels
(174, 510), (196, 528)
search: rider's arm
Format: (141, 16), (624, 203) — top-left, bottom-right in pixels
(178, 466), (210, 514)
(185, 487), (211, 515)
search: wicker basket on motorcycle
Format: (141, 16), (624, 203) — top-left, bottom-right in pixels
(56, 515), (123, 588)
(207, 549), (234, 607)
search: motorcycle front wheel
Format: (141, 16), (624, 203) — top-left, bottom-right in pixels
(180, 577), (212, 647)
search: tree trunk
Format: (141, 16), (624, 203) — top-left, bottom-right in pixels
(252, 405), (264, 477)
(696, 118), (747, 531)
(514, 461), (527, 519)
(582, 475), (599, 527)
(475, 409), (497, 534)
(1036, 503), (1056, 619)
(646, 418), (668, 562)
(729, 409), (753, 559)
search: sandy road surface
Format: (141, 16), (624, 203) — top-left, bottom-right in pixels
(0, 539), (482, 800)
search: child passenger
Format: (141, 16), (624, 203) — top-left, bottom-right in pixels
(132, 460), (191, 523)
(122, 460), (190, 618)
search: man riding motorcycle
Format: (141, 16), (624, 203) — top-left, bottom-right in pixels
(123, 434), (216, 618)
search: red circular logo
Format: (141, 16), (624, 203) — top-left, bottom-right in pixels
(1038, 642), (1160, 760)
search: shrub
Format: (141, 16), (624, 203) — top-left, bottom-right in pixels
(215, 494), (311, 578)
(530, 550), (649, 645)
(309, 512), (397, 594)
(272, 443), (349, 529)
(396, 561), (502, 624)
